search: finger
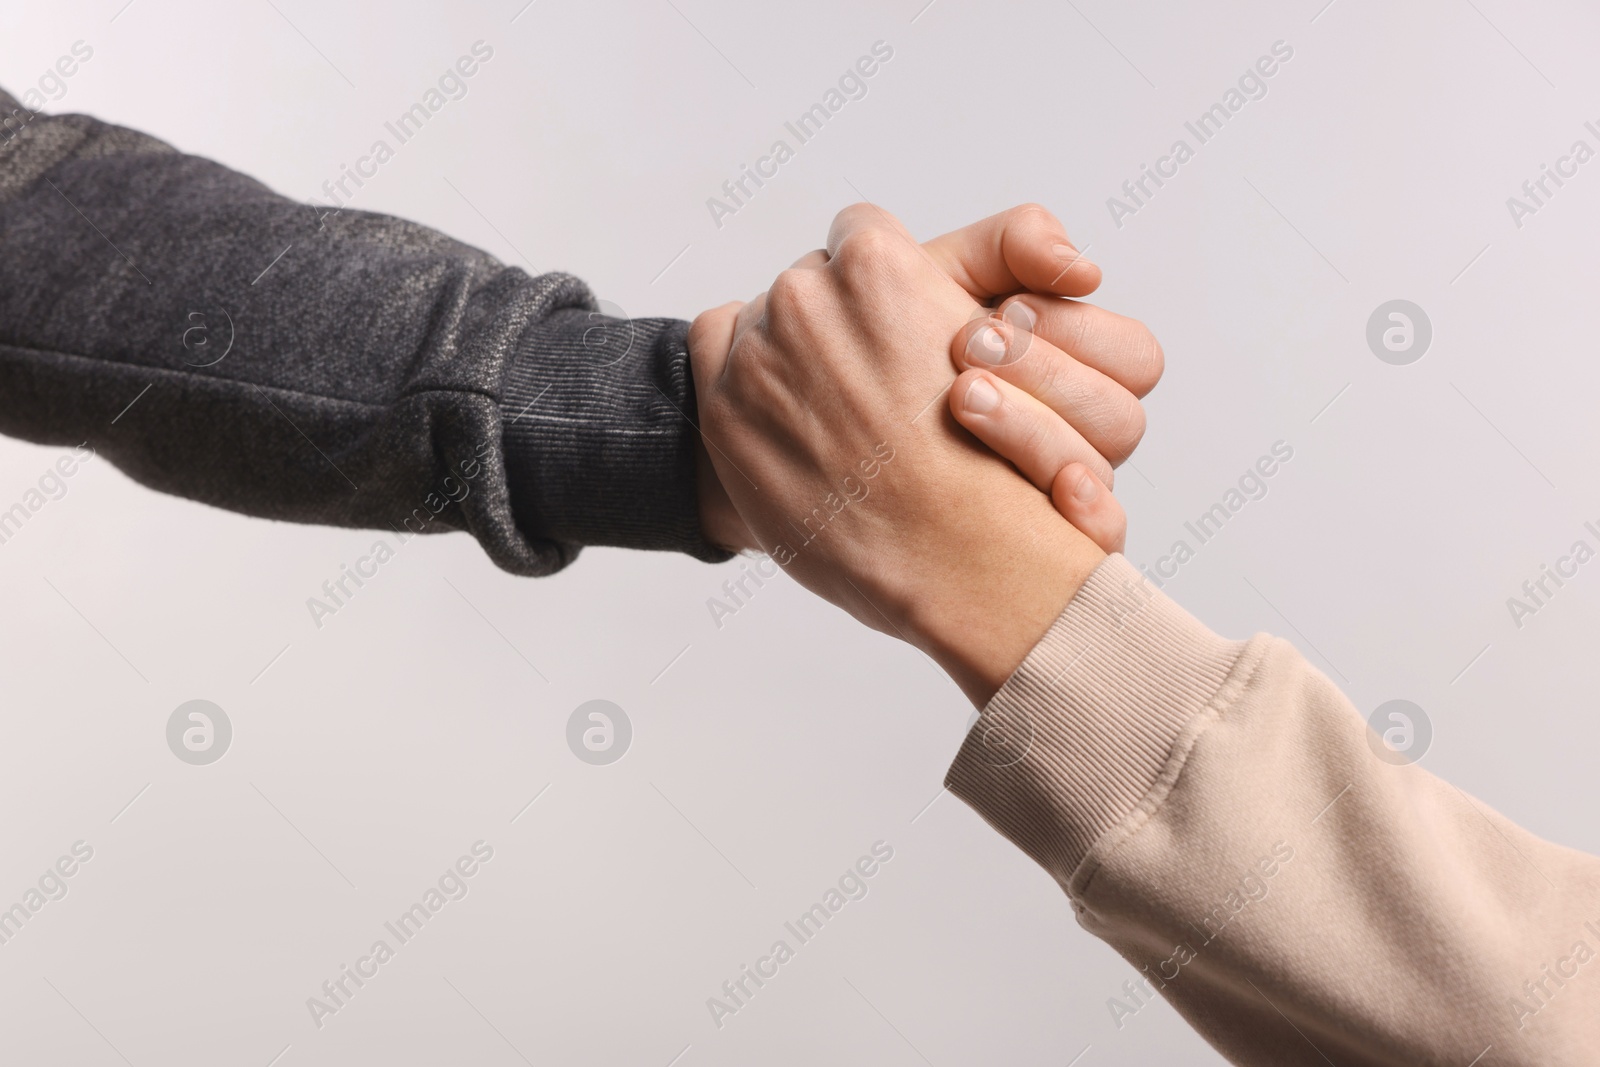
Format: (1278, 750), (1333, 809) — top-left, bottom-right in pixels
(922, 203), (1101, 301)
(1050, 463), (1126, 554)
(825, 201), (917, 258)
(953, 314), (1146, 466)
(687, 301), (744, 384)
(949, 369), (1115, 490)
(998, 293), (1164, 398)
(737, 248), (832, 337)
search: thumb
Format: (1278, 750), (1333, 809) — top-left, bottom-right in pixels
(922, 203), (1100, 300)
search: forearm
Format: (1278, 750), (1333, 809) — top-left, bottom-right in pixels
(948, 556), (1600, 1065)
(0, 87), (726, 573)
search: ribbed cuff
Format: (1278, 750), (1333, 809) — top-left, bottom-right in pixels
(945, 555), (1256, 888)
(500, 307), (733, 564)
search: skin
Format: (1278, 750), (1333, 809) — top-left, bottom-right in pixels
(696, 202), (1153, 548)
(688, 204), (1153, 704)
(950, 298), (1161, 473)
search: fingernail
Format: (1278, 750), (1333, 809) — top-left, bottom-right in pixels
(1000, 300), (1036, 333)
(964, 377), (1001, 414)
(1073, 470), (1098, 502)
(967, 323), (1007, 365)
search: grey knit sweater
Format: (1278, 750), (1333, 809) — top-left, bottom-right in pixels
(0, 87), (727, 574)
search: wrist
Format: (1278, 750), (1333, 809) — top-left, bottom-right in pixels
(906, 510), (1106, 705)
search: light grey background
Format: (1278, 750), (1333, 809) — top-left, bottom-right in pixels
(2, 0), (1596, 1064)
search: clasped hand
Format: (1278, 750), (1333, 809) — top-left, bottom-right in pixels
(689, 203), (1163, 704)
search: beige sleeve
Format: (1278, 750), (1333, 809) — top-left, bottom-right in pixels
(946, 555), (1600, 1067)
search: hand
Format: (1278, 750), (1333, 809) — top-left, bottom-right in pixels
(690, 204), (1108, 704)
(946, 286), (1163, 553)
(949, 352), (1142, 553)
(695, 203), (1124, 553)
(947, 290), (1162, 490)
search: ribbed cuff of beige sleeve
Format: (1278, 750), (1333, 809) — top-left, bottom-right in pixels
(944, 554), (1258, 888)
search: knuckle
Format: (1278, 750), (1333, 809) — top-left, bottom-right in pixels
(1032, 352), (1067, 398)
(832, 201), (878, 230)
(1066, 307), (1093, 358)
(1017, 414), (1057, 467)
(766, 266), (814, 309)
(831, 226), (908, 281)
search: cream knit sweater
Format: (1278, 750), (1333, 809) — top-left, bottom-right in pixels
(948, 555), (1600, 1066)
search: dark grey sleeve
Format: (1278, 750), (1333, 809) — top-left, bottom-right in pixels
(0, 87), (729, 575)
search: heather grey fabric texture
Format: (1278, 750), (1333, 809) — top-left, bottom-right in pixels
(0, 87), (729, 574)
